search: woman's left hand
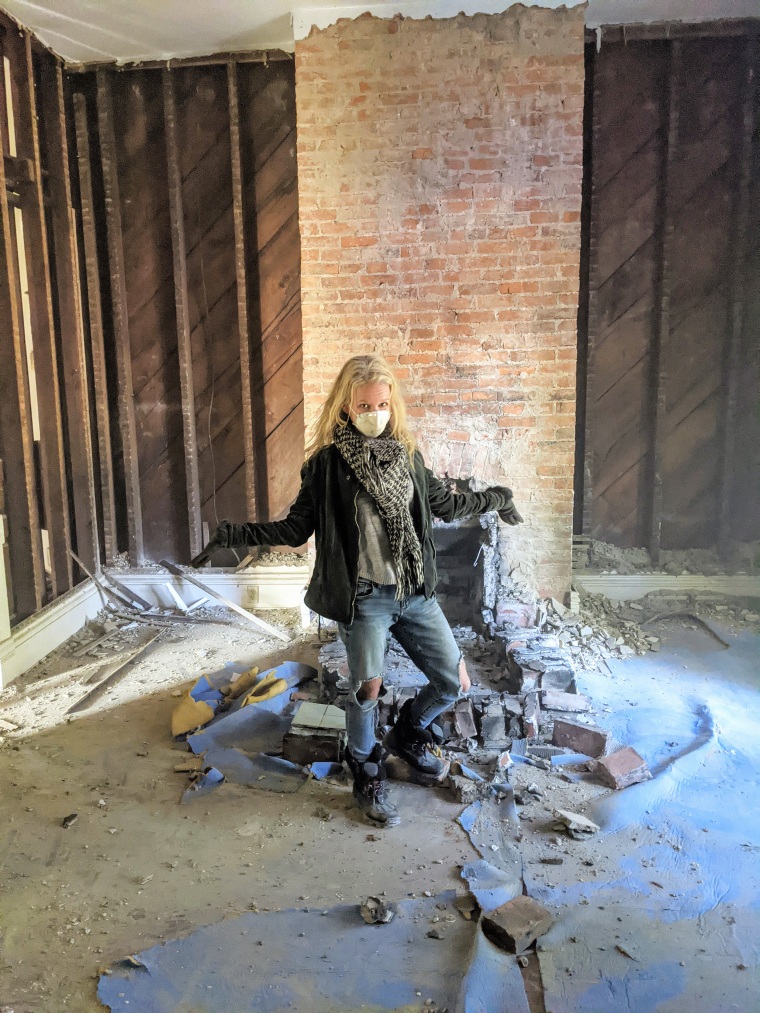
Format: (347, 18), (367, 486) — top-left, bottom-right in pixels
(458, 657), (471, 693)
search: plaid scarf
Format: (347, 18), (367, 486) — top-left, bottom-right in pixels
(333, 423), (425, 599)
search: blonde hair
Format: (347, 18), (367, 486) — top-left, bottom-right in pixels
(306, 355), (416, 459)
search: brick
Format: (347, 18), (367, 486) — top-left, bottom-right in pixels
(454, 699), (478, 739)
(479, 701), (510, 748)
(541, 690), (590, 713)
(552, 719), (610, 758)
(482, 895), (554, 953)
(596, 747), (652, 790)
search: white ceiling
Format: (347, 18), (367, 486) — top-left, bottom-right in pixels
(1, 0), (758, 65)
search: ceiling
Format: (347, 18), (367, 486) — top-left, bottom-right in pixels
(1, 0), (757, 65)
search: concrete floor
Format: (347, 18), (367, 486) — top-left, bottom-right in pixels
(1, 612), (758, 1011)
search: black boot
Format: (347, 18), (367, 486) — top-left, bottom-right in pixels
(345, 745), (400, 828)
(385, 699), (449, 782)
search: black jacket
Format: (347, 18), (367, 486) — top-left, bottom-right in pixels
(232, 445), (514, 624)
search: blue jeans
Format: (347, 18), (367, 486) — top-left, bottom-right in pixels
(338, 581), (462, 761)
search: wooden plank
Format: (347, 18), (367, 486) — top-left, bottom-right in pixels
(228, 61), (257, 522)
(0, 136), (44, 616)
(648, 40), (680, 563)
(68, 50), (292, 74)
(96, 68), (144, 563)
(159, 559), (290, 642)
(39, 61), (100, 577)
(72, 90), (118, 563)
(163, 69), (203, 558)
(717, 33), (757, 558)
(581, 43), (602, 537)
(8, 34), (72, 594)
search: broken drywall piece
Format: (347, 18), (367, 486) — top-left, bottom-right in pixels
(181, 767), (224, 802)
(552, 808), (601, 840)
(481, 895), (554, 953)
(359, 896), (394, 924)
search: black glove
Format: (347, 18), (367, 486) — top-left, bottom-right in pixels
(498, 500), (524, 526)
(209, 521), (247, 550)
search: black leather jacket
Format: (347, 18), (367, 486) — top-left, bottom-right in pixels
(231, 445), (514, 624)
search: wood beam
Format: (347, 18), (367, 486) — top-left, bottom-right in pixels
(72, 91), (118, 564)
(0, 129), (44, 617)
(228, 61), (257, 522)
(66, 50), (292, 74)
(717, 33), (757, 559)
(96, 68), (144, 563)
(40, 61), (101, 576)
(7, 31), (72, 594)
(648, 40), (680, 564)
(162, 68), (203, 559)
(581, 46), (602, 539)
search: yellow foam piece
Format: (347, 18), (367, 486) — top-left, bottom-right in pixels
(171, 695), (215, 738)
(240, 673), (288, 707)
(227, 667), (260, 700)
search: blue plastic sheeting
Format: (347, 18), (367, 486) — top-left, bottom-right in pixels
(532, 626), (760, 1012)
(98, 893), (529, 1013)
(180, 766), (224, 801)
(309, 761), (344, 780)
(183, 662), (316, 796)
(550, 752), (592, 766)
(456, 923), (530, 1013)
(461, 859), (521, 912)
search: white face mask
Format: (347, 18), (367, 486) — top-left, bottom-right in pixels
(353, 410), (391, 439)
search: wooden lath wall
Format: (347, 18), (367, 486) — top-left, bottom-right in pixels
(578, 22), (760, 556)
(0, 12), (303, 624)
(73, 59), (304, 566)
(0, 20), (98, 621)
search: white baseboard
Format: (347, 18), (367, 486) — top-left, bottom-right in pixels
(0, 565), (312, 688)
(574, 573), (760, 602)
(0, 579), (103, 689)
(109, 564), (311, 611)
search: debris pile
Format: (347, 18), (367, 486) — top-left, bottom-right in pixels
(578, 537), (760, 576)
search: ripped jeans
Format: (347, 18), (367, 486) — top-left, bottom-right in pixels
(337, 580), (462, 761)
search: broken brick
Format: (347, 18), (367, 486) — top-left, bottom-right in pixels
(521, 694), (541, 739)
(479, 701), (510, 748)
(552, 718), (610, 758)
(494, 599), (537, 628)
(541, 690), (590, 713)
(596, 746), (652, 789)
(454, 698), (478, 739)
(481, 895), (554, 953)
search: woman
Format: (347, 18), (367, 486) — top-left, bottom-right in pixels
(210, 355), (523, 829)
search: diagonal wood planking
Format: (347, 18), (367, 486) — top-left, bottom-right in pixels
(582, 31), (759, 551)
(239, 60), (304, 522)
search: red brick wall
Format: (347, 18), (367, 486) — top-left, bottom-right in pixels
(295, 7), (585, 598)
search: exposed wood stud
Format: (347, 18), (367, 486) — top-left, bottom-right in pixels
(0, 128), (44, 616)
(648, 40), (680, 564)
(581, 44), (602, 538)
(96, 68), (144, 563)
(162, 68), (203, 558)
(72, 91), (118, 564)
(717, 32), (757, 559)
(40, 61), (100, 576)
(228, 61), (257, 521)
(9, 31), (72, 594)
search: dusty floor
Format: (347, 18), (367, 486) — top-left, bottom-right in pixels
(1, 606), (758, 1011)
(0, 616), (475, 1013)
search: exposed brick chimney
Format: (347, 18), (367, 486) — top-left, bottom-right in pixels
(295, 6), (584, 599)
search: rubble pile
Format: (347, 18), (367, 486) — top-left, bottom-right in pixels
(540, 594), (655, 671)
(577, 537), (760, 576)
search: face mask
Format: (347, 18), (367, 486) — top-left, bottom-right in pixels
(353, 410), (391, 439)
